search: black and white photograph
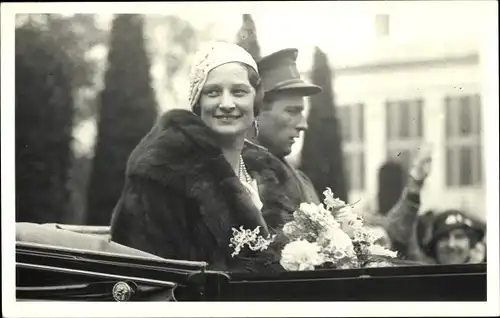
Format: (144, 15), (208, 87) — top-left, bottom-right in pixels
(2, 1), (499, 317)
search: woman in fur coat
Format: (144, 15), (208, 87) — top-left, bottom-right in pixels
(110, 42), (293, 273)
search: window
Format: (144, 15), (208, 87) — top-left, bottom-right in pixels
(337, 103), (365, 191)
(386, 99), (424, 170)
(445, 94), (482, 187)
(375, 14), (391, 37)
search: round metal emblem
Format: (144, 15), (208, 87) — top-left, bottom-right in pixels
(112, 281), (133, 302)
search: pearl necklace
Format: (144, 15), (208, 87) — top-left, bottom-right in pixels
(238, 155), (252, 184)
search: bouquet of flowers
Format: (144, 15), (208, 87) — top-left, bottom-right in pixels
(229, 188), (399, 271)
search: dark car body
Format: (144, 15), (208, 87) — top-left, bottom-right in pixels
(16, 241), (486, 302)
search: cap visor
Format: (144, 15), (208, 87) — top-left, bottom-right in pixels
(271, 82), (322, 96)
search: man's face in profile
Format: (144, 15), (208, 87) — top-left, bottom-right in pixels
(257, 92), (307, 158)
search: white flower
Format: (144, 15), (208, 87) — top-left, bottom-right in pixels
(335, 206), (354, 221)
(282, 222), (297, 237)
(302, 203), (337, 226)
(282, 221), (310, 241)
(364, 260), (394, 268)
(249, 234), (276, 252)
(280, 240), (325, 271)
(352, 226), (386, 245)
(367, 244), (398, 258)
(338, 213), (364, 239)
(298, 202), (319, 216)
(289, 202), (339, 239)
(318, 227), (354, 252)
(296, 203), (325, 223)
(323, 187), (347, 210)
(318, 227), (357, 264)
(229, 226), (274, 257)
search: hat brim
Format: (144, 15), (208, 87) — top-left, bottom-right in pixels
(270, 82), (322, 96)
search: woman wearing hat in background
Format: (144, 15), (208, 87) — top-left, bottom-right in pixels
(421, 209), (486, 265)
(380, 146), (486, 265)
(110, 42), (290, 273)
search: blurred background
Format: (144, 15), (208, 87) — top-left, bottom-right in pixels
(13, 2), (494, 227)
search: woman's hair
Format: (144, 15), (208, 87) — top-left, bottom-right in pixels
(192, 63), (264, 117)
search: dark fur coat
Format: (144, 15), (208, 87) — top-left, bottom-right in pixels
(110, 109), (295, 273)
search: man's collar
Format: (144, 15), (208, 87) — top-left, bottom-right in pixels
(243, 139), (292, 165)
(244, 138), (269, 152)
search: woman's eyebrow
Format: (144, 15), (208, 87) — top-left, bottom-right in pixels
(203, 82), (251, 90)
(232, 82), (252, 89)
(202, 83), (220, 90)
(229, 81), (250, 86)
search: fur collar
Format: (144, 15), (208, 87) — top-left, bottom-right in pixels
(126, 109), (229, 188)
(125, 109), (290, 246)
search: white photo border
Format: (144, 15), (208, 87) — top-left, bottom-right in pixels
(2, 2), (499, 317)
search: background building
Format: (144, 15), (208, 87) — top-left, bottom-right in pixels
(291, 14), (486, 220)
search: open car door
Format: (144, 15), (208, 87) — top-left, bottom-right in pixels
(16, 241), (232, 301)
(15, 222), (230, 301)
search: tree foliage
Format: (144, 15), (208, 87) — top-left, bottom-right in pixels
(15, 14), (108, 123)
(300, 47), (348, 202)
(86, 14), (158, 226)
(236, 14), (261, 61)
(144, 15), (208, 106)
(15, 24), (75, 223)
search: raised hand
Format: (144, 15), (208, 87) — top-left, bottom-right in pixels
(409, 144), (433, 183)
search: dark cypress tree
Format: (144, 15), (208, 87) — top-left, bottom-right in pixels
(377, 160), (406, 215)
(236, 14), (261, 61)
(300, 47), (348, 202)
(15, 24), (74, 223)
(86, 14), (158, 225)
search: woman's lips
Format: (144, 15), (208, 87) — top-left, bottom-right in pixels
(214, 115), (242, 124)
(214, 114), (242, 119)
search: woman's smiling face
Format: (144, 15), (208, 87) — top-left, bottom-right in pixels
(435, 228), (472, 264)
(198, 62), (256, 138)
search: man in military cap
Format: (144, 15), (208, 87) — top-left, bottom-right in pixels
(243, 48), (322, 209)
